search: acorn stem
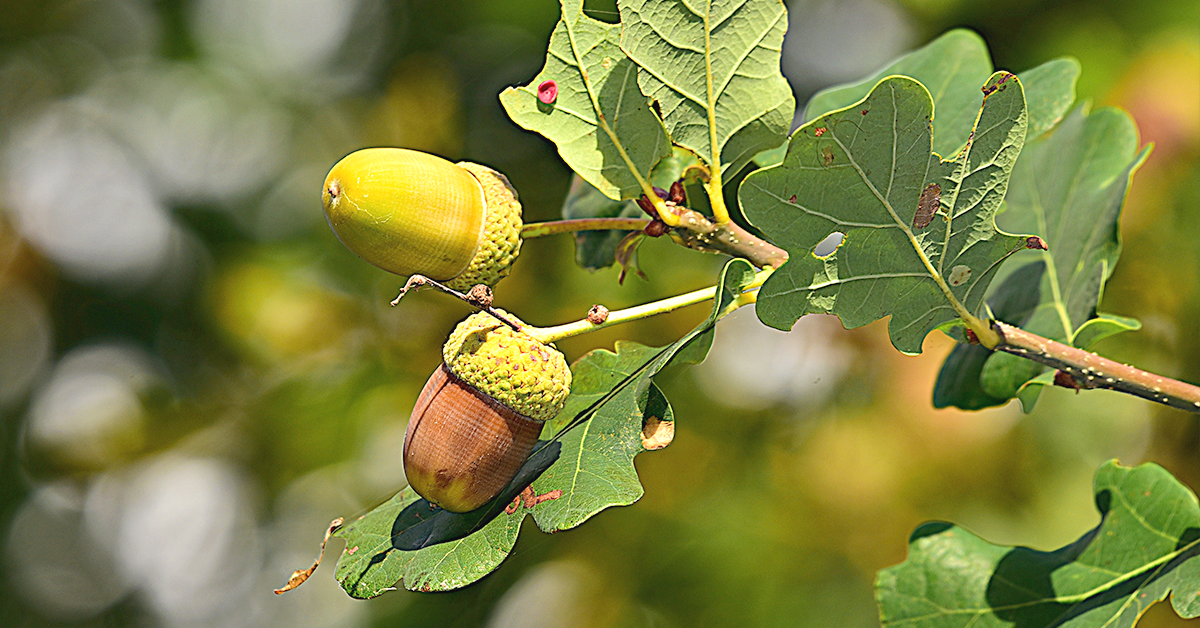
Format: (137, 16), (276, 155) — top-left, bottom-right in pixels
(521, 218), (652, 238)
(526, 268), (774, 344)
(391, 275), (523, 332)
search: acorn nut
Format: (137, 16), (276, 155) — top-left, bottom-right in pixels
(322, 148), (523, 291)
(403, 310), (571, 512)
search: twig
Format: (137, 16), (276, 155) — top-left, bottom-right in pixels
(391, 276), (522, 332)
(521, 218), (652, 238)
(666, 208), (789, 270)
(992, 321), (1200, 413)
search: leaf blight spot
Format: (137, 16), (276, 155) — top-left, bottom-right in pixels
(913, 183), (941, 229)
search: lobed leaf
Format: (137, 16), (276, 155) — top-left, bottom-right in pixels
(741, 73), (1030, 354)
(934, 106), (1149, 411)
(756, 29), (1079, 167)
(530, 257), (756, 531)
(330, 259), (756, 594)
(619, 0), (795, 179)
(876, 460), (1200, 627)
(500, 0), (672, 201)
(332, 441), (561, 597)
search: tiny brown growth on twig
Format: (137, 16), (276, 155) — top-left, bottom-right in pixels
(1053, 370), (1082, 392)
(965, 328), (980, 345)
(274, 517), (344, 594)
(668, 180), (685, 204)
(466, 284), (494, 308)
(587, 304), (610, 324)
(644, 220), (669, 237)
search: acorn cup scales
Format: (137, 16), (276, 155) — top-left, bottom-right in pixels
(321, 148), (522, 290)
(404, 310), (571, 512)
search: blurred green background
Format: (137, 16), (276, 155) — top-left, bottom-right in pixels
(1, 0), (1197, 626)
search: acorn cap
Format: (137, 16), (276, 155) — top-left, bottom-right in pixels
(442, 310), (571, 422)
(448, 162), (523, 291)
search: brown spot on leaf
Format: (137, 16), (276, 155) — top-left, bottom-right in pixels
(821, 146), (835, 166)
(914, 183), (940, 229)
(1025, 236), (1048, 250)
(274, 517), (344, 594)
(948, 265), (972, 287)
(641, 416), (674, 450)
(507, 486), (563, 512)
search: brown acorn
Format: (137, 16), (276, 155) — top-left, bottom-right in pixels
(403, 310), (571, 512)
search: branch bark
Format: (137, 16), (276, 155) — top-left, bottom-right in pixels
(992, 321), (1200, 413)
(667, 208), (789, 269)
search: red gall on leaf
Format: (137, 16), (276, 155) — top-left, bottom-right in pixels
(537, 80), (558, 104)
(814, 127), (827, 137)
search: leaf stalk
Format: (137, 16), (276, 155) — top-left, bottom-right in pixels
(526, 268), (773, 344)
(521, 218), (652, 238)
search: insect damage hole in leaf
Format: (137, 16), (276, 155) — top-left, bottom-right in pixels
(813, 232), (844, 258)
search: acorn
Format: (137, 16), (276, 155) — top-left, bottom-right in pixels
(404, 310), (571, 512)
(322, 148), (522, 291)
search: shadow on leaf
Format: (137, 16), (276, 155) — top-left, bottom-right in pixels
(985, 488), (1200, 626)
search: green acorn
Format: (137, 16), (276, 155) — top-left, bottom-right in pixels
(403, 310), (571, 512)
(321, 148), (522, 291)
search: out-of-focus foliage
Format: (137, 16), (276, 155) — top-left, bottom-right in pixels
(0, 1), (1196, 628)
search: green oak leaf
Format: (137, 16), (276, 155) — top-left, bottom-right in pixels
(564, 147), (700, 271)
(330, 259), (756, 594)
(619, 0), (794, 179)
(741, 73), (1030, 354)
(531, 257), (756, 531)
(876, 460), (1200, 627)
(755, 29), (1079, 167)
(331, 440), (561, 597)
(935, 106), (1150, 410)
(500, 0), (671, 200)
